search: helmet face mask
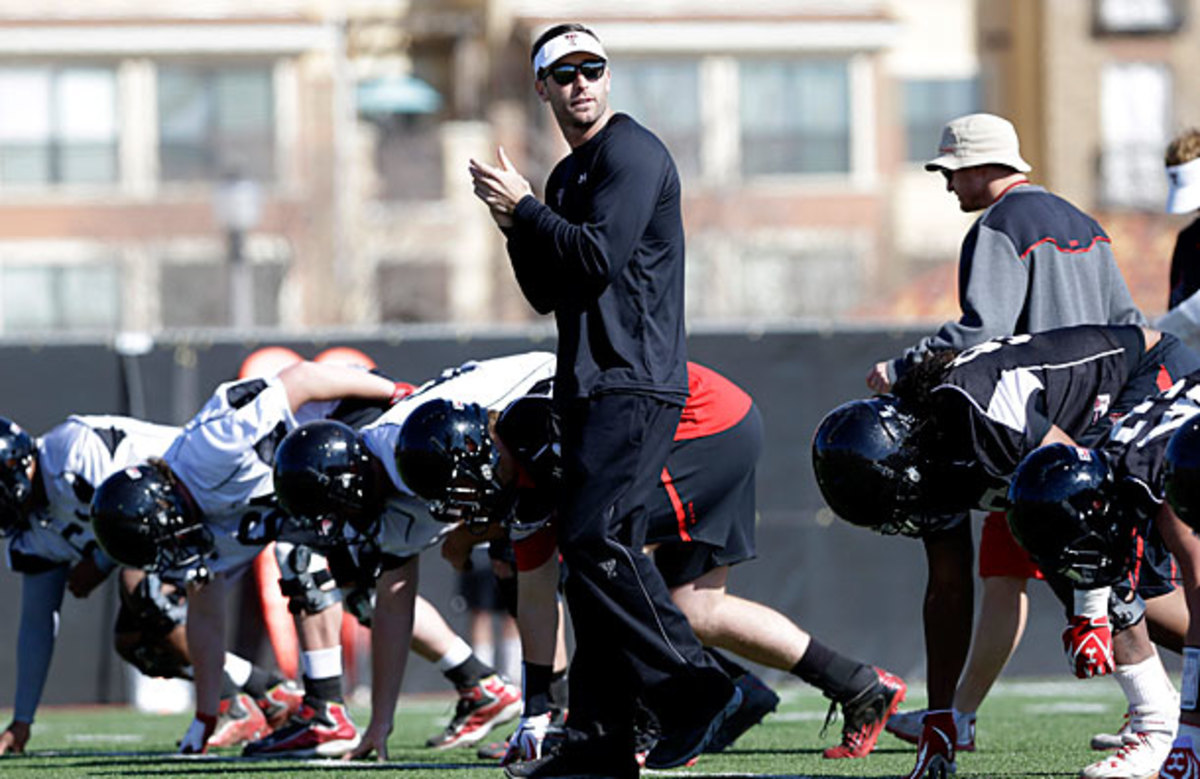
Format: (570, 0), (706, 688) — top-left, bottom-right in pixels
(91, 463), (212, 578)
(396, 400), (502, 525)
(1007, 443), (1132, 588)
(272, 420), (379, 547)
(0, 417), (36, 537)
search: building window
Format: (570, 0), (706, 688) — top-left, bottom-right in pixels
(158, 65), (274, 182)
(1, 264), (120, 333)
(1094, 0), (1182, 34)
(609, 59), (702, 179)
(739, 59), (849, 176)
(0, 67), (118, 186)
(1099, 62), (1171, 209)
(903, 78), (980, 162)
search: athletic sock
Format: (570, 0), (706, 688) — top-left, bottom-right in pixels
(1115, 652), (1178, 734)
(303, 674), (343, 705)
(241, 665), (273, 699)
(445, 654), (493, 689)
(220, 671), (240, 700)
(301, 646), (344, 704)
(522, 662), (554, 717)
(549, 669), (569, 712)
(791, 637), (878, 703)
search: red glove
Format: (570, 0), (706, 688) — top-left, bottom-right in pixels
(1062, 614), (1114, 679)
(905, 711), (956, 779)
(390, 382), (416, 404)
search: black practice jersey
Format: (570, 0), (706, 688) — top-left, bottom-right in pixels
(932, 325), (1144, 482)
(1105, 371), (1200, 509)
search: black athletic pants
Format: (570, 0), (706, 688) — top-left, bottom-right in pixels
(557, 392), (732, 744)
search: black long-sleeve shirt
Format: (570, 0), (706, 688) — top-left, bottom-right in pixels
(505, 113), (689, 405)
(1168, 217), (1200, 310)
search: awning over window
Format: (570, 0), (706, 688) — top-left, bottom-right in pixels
(356, 75), (442, 115)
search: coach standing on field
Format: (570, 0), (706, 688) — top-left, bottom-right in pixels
(469, 22), (739, 778)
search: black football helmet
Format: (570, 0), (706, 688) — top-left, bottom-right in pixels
(0, 416), (36, 536)
(91, 463), (212, 577)
(1165, 416), (1200, 532)
(495, 395), (562, 488)
(1007, 443), (1132, 588)
(273, 420), (379, 543)
(395, 399), (501, 524)
(812, 396), (976, 537)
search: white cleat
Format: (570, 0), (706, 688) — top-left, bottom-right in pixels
(1079, 729), (1174, 779)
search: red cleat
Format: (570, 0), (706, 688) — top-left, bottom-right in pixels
(823, 667), (907, 759)
(209, 693), (270, 748)
(241, 699), (360, 758)
(254, 678), (304, 731)
(426, 674), (522, 750)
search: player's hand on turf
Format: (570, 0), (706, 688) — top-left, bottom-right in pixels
(904, 711), (955, 779)
(67, 556), (108, 598)
(177, 714), (216, 755)
(1062, 614), (1114, 678)
(344, 722), (391, 762)
(866, 361), (892, 393)
(0, 720), (30, 755)
(502, 712), (552, 765)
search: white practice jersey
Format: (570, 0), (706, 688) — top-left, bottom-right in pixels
(8, 415), (179, 570)
(163, 376), (336, 578)
(357, 351), (555, 558)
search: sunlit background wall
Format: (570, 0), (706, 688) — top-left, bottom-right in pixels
(0, 0), (1194, 337)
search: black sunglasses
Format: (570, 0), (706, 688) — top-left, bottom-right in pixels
(543, 60), (606, 86)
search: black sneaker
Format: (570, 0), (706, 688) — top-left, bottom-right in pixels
(503, 737), (638, 779)
(643, 686), (743, 769)
(705, 671), (780, 753)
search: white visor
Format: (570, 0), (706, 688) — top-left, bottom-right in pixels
(533, 30), (607, 77)
(1166, 157), (1200, 214)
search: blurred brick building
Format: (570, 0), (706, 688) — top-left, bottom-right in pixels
(0, 0), (1195, 336)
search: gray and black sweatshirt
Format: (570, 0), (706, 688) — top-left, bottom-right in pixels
(888, 184), (1146, 382)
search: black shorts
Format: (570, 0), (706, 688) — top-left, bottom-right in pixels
(648, 404), (763, 587)
(456, 545), (504, 612)
(1125, 522), (1179, 600)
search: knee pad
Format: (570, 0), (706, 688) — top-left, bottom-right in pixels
(276, 543), (342, 616)
(342, 585), (376, 628)
(1109, 589), (1147, 632)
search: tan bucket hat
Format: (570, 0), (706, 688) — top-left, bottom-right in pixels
(925, 113), (1031, 173)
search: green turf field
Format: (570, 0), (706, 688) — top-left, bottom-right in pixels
(0, 677), (1137, 777)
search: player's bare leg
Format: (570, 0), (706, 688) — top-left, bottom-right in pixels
(670, 565), (904, 759)
(412, 594), (521, 750)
